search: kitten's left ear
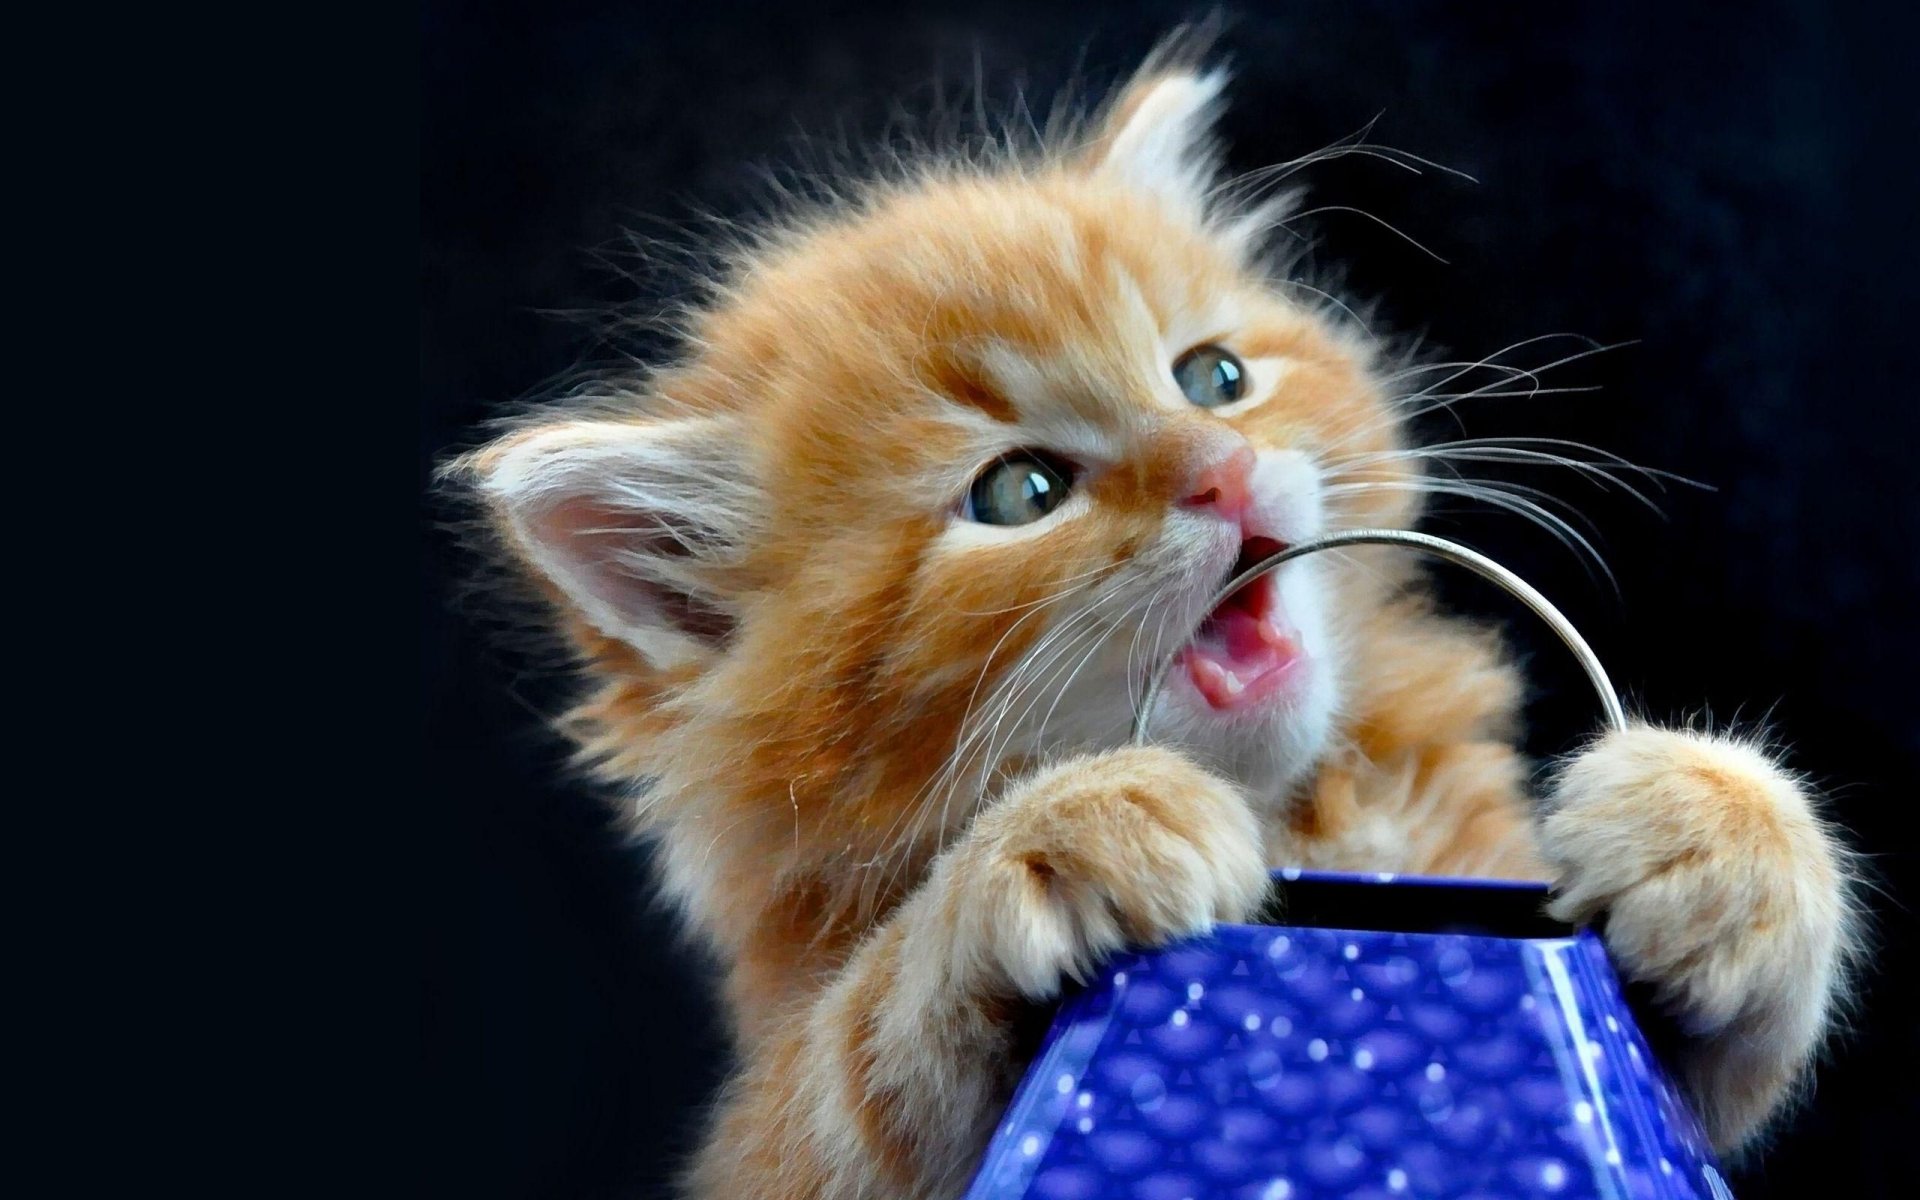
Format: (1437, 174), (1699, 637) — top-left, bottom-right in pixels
(1081, 66), (1230, 215)
(458, 413), (760, 671)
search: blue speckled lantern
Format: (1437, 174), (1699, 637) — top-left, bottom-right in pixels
(964, 870), (1733, 1200)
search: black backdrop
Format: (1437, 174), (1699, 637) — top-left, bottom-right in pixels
(421, 3), (1920, 1196)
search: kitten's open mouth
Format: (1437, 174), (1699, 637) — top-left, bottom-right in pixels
(1179, 535), (1305, 711)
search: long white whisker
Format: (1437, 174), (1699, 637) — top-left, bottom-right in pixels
(1271, 278), (1376, 337)
(1329, 434), (1708, 521)
(1281, 204), (1451, 264)
(1329, 478), (1617, 588)
(860, 569), (1114, 907)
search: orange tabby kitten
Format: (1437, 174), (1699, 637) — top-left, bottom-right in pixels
(453, 47), (1854, 1200)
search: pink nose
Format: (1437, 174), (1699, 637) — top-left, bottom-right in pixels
(1182, 444), (1255, 522)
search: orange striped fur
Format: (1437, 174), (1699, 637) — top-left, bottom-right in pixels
(454, 44), (1855, 1197)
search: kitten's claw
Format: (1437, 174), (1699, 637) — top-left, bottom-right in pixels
(950, 746), (1271, 1000)
(1540, 725), (1854, 1152)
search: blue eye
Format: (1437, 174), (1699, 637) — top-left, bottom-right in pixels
(966, 453), (1072, 525)
(1173, 344), (1247, 408)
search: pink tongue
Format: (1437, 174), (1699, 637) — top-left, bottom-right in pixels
(1216, 605), (1272, 659)
(1184, 604), (1303, 710)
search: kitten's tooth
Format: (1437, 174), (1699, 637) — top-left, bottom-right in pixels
(1188, 655), (1239, 707)
(1222, 669), (1246, 697)
(1259, 611), (1302, 656)
(1191, 656), (1230, 691)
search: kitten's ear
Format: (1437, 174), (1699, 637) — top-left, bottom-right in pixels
(463, 415), (759, 670)
(1082, 64), (1230, 213)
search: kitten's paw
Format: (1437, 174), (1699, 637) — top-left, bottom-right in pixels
(1540, 725), (1852, 1150)
(953, 746), (1270, 1000)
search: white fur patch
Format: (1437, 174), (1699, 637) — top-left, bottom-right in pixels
(1096, 71), (1229, 214)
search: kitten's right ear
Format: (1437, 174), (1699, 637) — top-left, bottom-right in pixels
(459, 415), (759, 671)
(1084, 69), (1228, 207)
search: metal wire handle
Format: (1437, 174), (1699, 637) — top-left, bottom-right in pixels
(1130, 528), (1628, 745)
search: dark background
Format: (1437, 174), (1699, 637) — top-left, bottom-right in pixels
(422, 2), (1920, 1196)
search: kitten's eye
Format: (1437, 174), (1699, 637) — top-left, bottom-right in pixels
(966, 453), (1073, 526)
(1173, 344), (1247, 408)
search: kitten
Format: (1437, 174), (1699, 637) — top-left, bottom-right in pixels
(452, 43), (1856, 1200)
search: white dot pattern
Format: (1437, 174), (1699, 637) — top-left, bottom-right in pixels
(964, 879), (1726, 1200)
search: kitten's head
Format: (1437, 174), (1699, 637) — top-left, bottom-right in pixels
(457, 61), (1420, 855)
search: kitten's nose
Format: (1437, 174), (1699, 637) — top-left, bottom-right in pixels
(1182, 443), (1255, 523)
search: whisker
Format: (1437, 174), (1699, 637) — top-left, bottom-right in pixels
(1376, 333), (1603, 386)
(1280, 204), (1450, 264)
(1271, 278), (1376, 337)
(1213, 117), (1477, 205)
(1328, 477), (1618, 589)
(863, 569), (1115, 902)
